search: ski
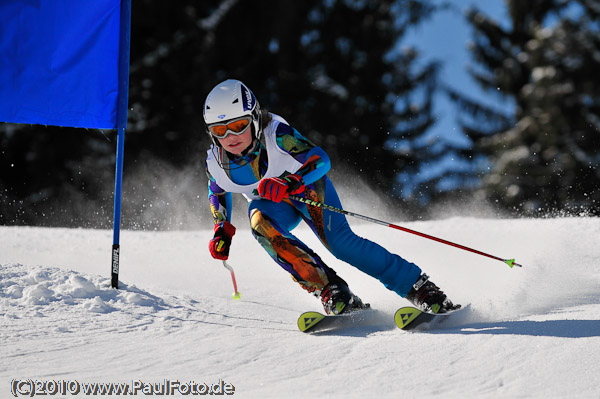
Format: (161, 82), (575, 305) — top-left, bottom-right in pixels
(298, 308), (375, 333)
(299, 305), (467, 333)
(394, 305), (466, 331)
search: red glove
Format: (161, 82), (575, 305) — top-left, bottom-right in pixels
(257, 174), (305, 203)
(208, 221), (236, 260)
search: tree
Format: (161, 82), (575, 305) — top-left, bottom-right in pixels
(453, 0), (600, 215)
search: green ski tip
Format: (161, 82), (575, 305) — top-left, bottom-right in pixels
(504, 259), (522, 268)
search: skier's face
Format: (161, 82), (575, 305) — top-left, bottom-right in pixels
(218, 126), (253, 156)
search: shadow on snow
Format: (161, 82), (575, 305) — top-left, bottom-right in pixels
(433, 319), (600, 338)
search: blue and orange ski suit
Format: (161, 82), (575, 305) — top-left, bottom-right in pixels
(206, 116), (421, 297)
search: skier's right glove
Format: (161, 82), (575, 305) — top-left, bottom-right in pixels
(208, 221), (236, 260)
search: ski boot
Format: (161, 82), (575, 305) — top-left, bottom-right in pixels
(405, 273), (460, 314)
(320, 278), (369, 315)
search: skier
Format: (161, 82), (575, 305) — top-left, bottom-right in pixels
(204, 79), (459, 315)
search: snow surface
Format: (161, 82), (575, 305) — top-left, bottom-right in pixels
(2, 217), (600, 398)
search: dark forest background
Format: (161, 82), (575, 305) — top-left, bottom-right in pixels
(1, 0), (599, 230)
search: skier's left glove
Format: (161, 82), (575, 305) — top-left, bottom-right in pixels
(208, 221), (236, 260)
(257, 174), (305, 203)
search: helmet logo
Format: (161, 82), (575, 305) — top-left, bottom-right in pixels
(217, 114), (226, 119)
(241, 86), (255, 111)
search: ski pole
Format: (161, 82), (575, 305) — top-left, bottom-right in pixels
(289, 195), (522, 268)
(222, 260), (242, 299)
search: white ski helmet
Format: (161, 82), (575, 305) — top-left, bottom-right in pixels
(203, 79), (262, 146)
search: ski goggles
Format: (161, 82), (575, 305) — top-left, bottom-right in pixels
(208, 116), (252, 139)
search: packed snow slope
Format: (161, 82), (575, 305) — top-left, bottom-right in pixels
(2, 217), (600, 398)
